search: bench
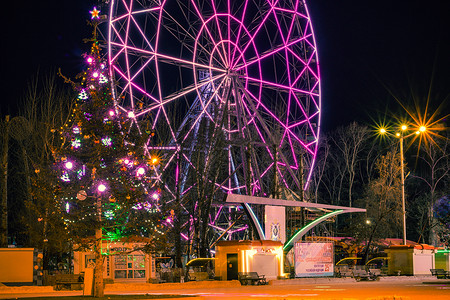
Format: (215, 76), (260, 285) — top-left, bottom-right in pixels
(430, 269), (450, 279)
(335, 266), (353, 278)
(352, 268), (378, 281)
(238, 272), (267, 285)
(54, 274), (84, 290)
(368, 268), (381, 278)
(338, 270), (353, 277)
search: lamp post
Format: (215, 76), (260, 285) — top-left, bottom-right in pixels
(399, 129), (406, 245)
(379, 124), (426, 245)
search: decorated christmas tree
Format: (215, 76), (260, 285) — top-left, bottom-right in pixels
(56, 8), (167, 296)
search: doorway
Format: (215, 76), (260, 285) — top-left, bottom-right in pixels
(226, 253), (238, 280)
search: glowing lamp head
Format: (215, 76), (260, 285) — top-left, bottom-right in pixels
(150, 156), (159, 165)
(92, 72), (99, 78)
(419, 125), (426, 132)
(152, 193), (159, 200)
(127, 111), (135, 118)
(86, 57), (93, 64)
(98, 184), (107, 193)
(108, 110), (115, 117)
(396, 132), (401, 137)
(65, 161), (73, 170)
(379, 128), (386, 134)
(401, 124), (407, 131)
(137, 167), (145, 176)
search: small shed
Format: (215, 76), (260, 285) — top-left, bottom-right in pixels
(385, 244), (436, 276)
(215, 240), (284, 281)
(0, 248), (42, 284)
(435, 249), (450, 271)
(73, 238), (152, 283)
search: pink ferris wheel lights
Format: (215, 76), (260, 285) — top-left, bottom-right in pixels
(108, 0), (321, 240)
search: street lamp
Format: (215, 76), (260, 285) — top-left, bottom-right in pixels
(379, 124), (426, 245)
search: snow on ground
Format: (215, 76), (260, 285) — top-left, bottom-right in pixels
(105, 280), (241, 291)
(0, 280), (241, 294)
(0, 276), (445, 294)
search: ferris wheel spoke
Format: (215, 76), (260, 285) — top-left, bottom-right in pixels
(288, 92), (316, 130)
(210, 1), (229, 67)
(128, 14), (156, 52)
(229, 0), (249, 67)
(286, 46), (319, 82)
(190, 0), (227, 65)
(230, 0), (280, 69)
(290, 91), (320, 125)
(235, 34), (312, 72)
(180, 77), (228, 144)
(129, 55), (156, 83)
(155, 51), (226, 73)
(109, 22), (127, 48)
(244, 87), (314, 156)
(280, 2), (300, 44)
(130, 5), (161, 16)
(123, 8), (134, 108)
(137, 73), (227, 117)
(245, 76), (314, 96)
(111, 41), (226, 72)
(160, 8), (214, 58)
(157, 105), (178, 141)
(112, 64), (160, 104)
(271, 5), (288, 46)
(227, 0), (231, 63)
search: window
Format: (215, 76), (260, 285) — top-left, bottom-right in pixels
(114, 254), (146, 279)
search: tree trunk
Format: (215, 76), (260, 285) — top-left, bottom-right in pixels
(93, 228), (104, 298)
(94, 195), (103, 297)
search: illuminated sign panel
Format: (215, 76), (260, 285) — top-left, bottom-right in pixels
(265, 205), (286, 243)
(294, 242), (334, 277)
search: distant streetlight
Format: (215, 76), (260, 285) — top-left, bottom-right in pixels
(379, 124), (426, 245)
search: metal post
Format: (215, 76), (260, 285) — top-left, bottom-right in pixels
(400, 136), (406, 245)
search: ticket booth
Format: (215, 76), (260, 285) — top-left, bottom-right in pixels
(215, 240), (284, 281)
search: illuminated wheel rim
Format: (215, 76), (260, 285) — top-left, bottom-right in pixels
(108, 0), (321, 241)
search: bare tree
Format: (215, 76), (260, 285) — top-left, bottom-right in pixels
(330, 122), (369, 208)
(321, 146), (347, 205)
(310, 135), (331, 203)
(411, 135), (449, 245)
(353, 150), (402, 263)
(17, 74), (74, 268)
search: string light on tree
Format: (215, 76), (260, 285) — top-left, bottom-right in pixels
(97, 184), (107, 193)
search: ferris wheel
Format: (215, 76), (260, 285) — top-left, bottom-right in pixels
(108, 0), (321, 242)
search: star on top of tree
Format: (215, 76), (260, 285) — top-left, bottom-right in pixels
(90, 7), (100, 19)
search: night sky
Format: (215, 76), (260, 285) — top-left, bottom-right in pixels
(2, 0), (449, 132)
